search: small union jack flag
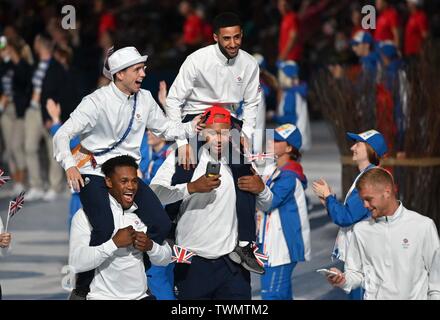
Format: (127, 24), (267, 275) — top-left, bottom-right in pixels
(247, 153), (276, 162)
(172, 245), (196, 264)
(252, 243), (268, 267)
(8, 191), (25, 219)
(0, 168), (11, 187)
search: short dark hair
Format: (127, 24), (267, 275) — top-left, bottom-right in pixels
(213, 12), (242, 34)
(101, 155), (139, 177)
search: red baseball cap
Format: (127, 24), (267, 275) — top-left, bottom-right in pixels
(202, 105), (231, 125)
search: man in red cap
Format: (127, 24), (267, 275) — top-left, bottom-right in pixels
(150, 106), (273, 299)
(53, 45), (203, 299)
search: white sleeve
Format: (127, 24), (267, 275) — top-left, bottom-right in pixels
(68, 211), (118, 274)
(424, 220), (440, 300)
(145, 92), (195, 142)
(53, 97), (99, 170)
(429, 248), (440, 300)
(241, 62), (261, 140)
(147, 241), (172, 266)
(149, 150), (190, 205)
(165, 55), (198, 147)
(256, 185), (273, 212)
(341, 231), (364, 293)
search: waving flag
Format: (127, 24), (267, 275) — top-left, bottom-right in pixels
(0, 168), (11, 187)
(252, 243), (268, 267)
(172, 245), (195, 264)
(8, 191), (25, 218)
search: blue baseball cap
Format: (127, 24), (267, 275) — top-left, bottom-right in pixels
(378, 41), (399, 59)
(274, 123), (302, 150)
(277, 60), (299, 78)
(346, 130), (388, 157)
(350, 31), (374, 46)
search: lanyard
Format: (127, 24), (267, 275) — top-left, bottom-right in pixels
(94, 93), (138, 157)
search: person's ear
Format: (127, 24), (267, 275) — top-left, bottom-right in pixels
(286, 144), (293, 153)
(384, 185), (392, 199)
(213, 32), (219, 43)
(105, 176), (113, 189)
(115, 71), (124, 82)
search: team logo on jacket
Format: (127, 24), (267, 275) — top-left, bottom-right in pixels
(402, 238), (410, 249)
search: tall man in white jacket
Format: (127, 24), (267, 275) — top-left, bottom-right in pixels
(53, 46), (202, 298)
(150, 106), (273, 299)
(165, 12), (264, 273)
(69, 155), (172, 300)
(327, 168), (440, 300)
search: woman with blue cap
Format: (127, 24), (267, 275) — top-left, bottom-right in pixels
(256, 123), (311, 299)
(312, 129), (388, 300)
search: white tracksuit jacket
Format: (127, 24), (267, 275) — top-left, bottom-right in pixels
(341, 202), (440, 300)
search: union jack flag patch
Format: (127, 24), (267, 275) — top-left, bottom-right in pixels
(172, 245), (196, 264)
(253, 243), (268, 267)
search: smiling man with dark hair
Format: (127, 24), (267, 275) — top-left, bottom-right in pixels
(165, 12), (264, 274)
(53, 46), (203, 299)
(69, 155), (172, 300)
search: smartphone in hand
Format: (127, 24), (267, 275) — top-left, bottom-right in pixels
(205, 161), (220, 177)
(316, 268), (339, 277)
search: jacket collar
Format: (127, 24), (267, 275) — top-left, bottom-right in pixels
(110, 81), (135, 103)
(375, 201), (403, 223)
(214, 43), (238, 66)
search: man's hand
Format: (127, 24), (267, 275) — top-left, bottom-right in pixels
(192, 114), (206, 133)
(112, 226), (136, 248)
(133, 231), (153, 252)
(178, 144), (196, 170)
(46, 98), (61, 124)
(187, 174), (221, 194)
(0, 232), (11, 248)
(158, 80), (167, 108)
(238, 174), (265, 194)
(66, 166), (84, 192)
(326, 268), (346, 287)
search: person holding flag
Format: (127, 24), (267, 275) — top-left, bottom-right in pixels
(1, 176), (24, 299)
(150, 106), (273, 299)
(164, 12), (264, 273)
(256, 124), (311, 300)
(0, 215), (12, 299)
(69, 155), (172, 300)
(52, 45), (203, 298)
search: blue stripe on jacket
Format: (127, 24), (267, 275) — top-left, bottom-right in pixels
(267, 167), (307, 263)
